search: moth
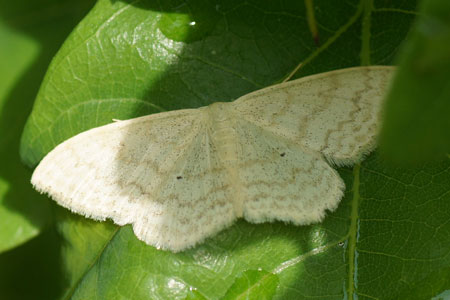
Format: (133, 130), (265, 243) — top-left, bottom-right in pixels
(31, 66), (395, 252)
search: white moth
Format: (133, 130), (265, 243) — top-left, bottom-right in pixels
(31, 66), (395, 252)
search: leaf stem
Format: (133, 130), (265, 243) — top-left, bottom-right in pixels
(283, 0), (364, 81)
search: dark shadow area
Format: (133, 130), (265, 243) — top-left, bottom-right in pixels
(108, 0), (318, 113)
(0, 222), (63, 300)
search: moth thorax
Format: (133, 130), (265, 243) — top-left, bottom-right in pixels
(207, 102), (239, 163)
(207, 102), (243, 216)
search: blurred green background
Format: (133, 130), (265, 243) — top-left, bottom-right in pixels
(0, 0), (95, 298)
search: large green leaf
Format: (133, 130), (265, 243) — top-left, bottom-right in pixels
(19, 0), (450, 299)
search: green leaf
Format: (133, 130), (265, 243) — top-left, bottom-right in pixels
(222, 269), (279, 300)
(184, 289), (208, 300)
(356, 154), (450, 299)
(19, 0), (450, 299)
(379, 0), (450, 163)
(392, 266), (450, 300)
(0, 226), (63, 300)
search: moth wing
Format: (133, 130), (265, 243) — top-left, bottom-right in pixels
(232, 66), (395, 166)
(32, 109), (236, 252)
(233, 118), (344, 224)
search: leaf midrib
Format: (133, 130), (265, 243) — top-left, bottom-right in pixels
(347, 164), (361, 300)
